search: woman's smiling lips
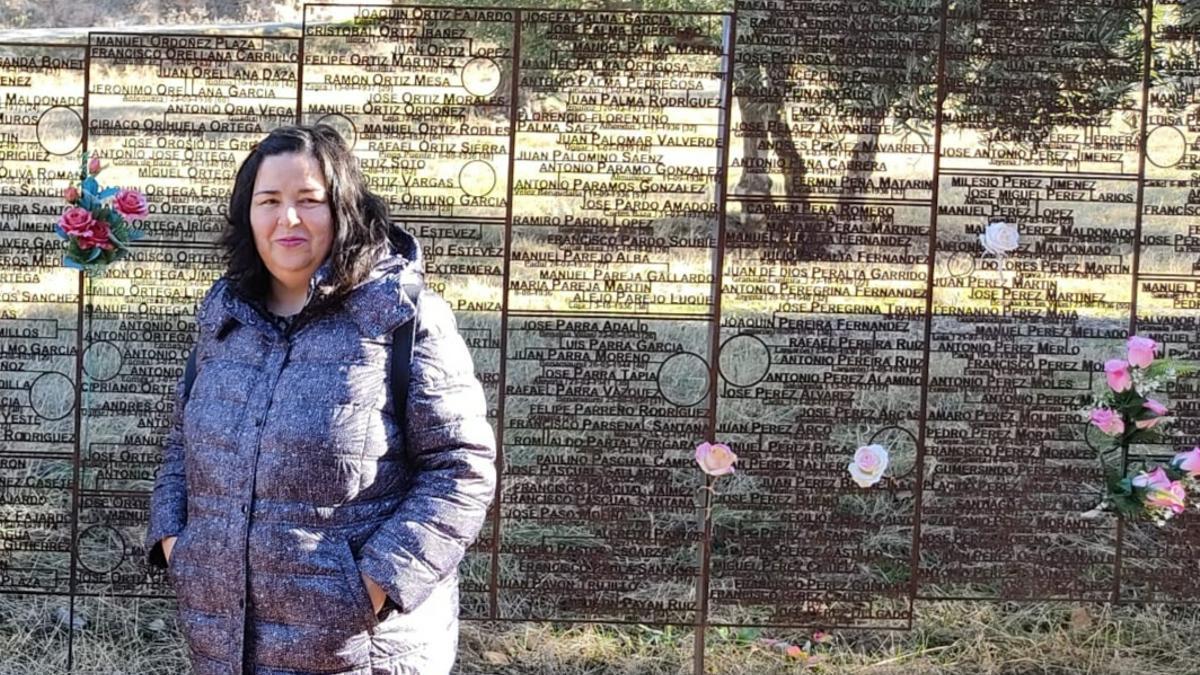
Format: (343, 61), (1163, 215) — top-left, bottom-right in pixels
(276, 236), (307, 247)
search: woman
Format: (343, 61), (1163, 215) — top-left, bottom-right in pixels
(144, 124), (497, 675)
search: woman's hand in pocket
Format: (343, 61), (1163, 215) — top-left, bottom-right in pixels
(361, 572), (387, 615)
(162, 535), (179, 565)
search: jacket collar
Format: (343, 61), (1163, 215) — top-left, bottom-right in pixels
(340, 252), (419, 337)
(206, 230), (424, 340)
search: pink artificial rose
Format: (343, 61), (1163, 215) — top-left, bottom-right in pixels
(1127, 335), (1159, 369)
(87, 154), (101, 175)
(1146, 481), (1187, 515)
(76, 220), (114, 250)
(1136, 399), (1169, 430)
(1132, 466), (1171, 490)
(695, 441), (736, 476)
(1104, 359), (1131, 392)
(1172, 447), (1200, 477)
(59, 207), (97, 236)
(1089, 408), (1125, 436)
(112, 188), (149, 221)
(63, 186), (79, 203)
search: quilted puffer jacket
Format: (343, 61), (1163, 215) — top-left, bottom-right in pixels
(144, 230), (497, 674)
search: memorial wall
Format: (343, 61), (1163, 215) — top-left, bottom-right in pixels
(1, 0), (1199, 670)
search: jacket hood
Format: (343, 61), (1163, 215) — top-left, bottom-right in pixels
(307, 226), (424, 307)
(204, 227), (424, 340)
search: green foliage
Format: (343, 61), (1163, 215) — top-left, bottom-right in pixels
(633, 623), (684, 647)
(1145, 358), (1197, 380)
(1105, 469), (1143, 518)
(1182, 0), (1200, 28)
(713, 626), (763, 645)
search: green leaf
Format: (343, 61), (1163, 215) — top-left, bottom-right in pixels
(1106, 472), (1133, 496)
(1124, 430), (1161, 445)
(1173, 363), (1198, 378)
(1109, 491), (1143, 518)
(1143, 361), (1170, 378)
(1144, 358), (1196, 379)
(1112, 390), (1144, 412)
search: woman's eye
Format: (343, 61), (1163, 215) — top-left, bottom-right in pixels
(257, 199), (277, 206)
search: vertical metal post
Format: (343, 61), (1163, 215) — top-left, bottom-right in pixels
(65, 40), (95, 673)
(694, 12), (738, 675)
(906, 0), (952, 622)
(296, 8), (307, 124)
(1113, 0), (1156, 605)
(488, 8), (523, 621)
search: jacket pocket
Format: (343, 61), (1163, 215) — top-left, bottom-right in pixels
(336, 538), (380, 633)
(167, 526), (216, 615)
(166, 527), (192, 584)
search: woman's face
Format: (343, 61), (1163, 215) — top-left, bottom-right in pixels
(249, 151), (334, 292)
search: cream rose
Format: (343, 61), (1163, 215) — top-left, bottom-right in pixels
(848, 444), (889, 488)
(979, 221), (1019, 257)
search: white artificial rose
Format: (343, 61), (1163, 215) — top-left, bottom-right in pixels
(848, 444), (889, 488)
(979, 221), (1020, 257)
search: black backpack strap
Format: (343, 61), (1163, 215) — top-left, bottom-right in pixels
(391, 283), (422, 422)
(182, 348), (198, 400)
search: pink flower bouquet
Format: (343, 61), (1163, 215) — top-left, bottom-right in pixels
(54, 150), (146, 273)
(1087, 336), (1197, 525)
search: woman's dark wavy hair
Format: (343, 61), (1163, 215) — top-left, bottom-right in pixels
(221, 124), (401, 305)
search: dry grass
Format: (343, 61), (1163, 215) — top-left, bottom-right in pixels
(3, 596), (1199, 673)
(3, 4), (1199, 675)
(0, 594), (185, 674)
(456, 602), (1200, 674)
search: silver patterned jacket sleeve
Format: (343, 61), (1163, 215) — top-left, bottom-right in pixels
(356, 291), (497, 612)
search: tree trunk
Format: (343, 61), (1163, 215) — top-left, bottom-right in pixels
(838, 110), (887, 210)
